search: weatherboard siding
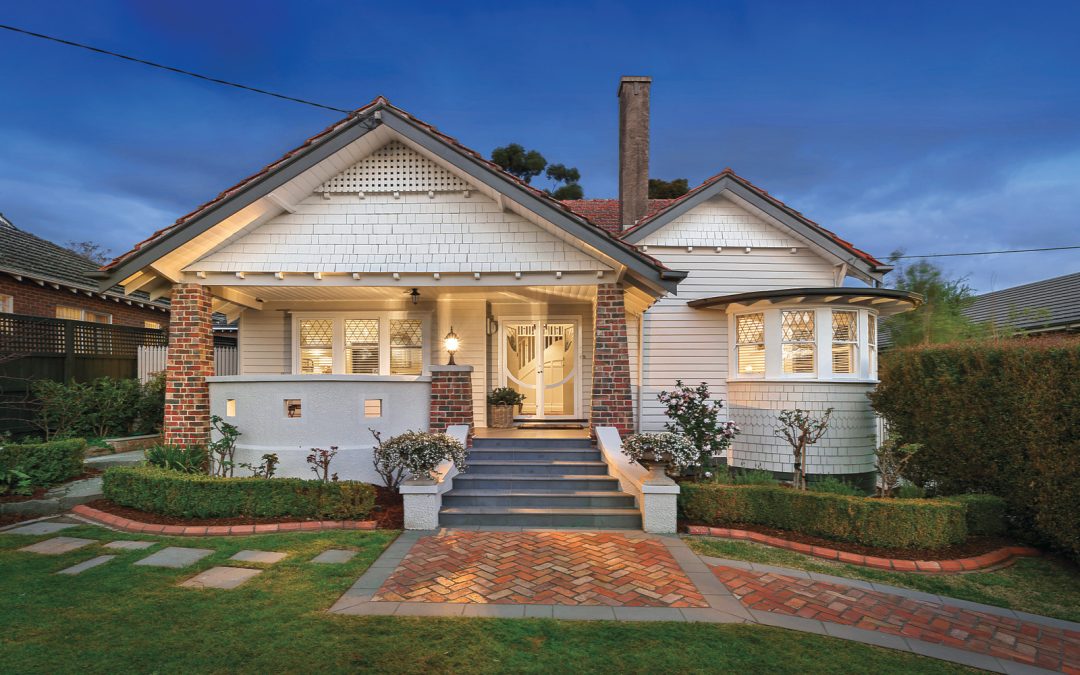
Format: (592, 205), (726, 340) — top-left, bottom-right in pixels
(637, 195), (803, 249)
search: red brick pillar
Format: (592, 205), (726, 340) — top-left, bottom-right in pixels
(591, 283), (634, 436)
(429, 365), (474, 437)
(164, 283), (214, 447)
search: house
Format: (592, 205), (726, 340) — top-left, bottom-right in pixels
(963, 271), (1080, 336)
(0, 213), (169, 328)
(94, 77), (919, 516)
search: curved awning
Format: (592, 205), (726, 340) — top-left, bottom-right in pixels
(687, 287), (922, 317)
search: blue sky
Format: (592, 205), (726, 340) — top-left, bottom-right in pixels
(1, 0), (1077, 292)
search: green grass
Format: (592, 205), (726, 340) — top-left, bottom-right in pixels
(686, 536), (1080, 622)
(0, 524), (974, 674)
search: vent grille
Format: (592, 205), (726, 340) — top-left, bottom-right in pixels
(316, 141), (469, 193)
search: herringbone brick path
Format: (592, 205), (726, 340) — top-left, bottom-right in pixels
(712, 565), (1080, 672)
(373, 531), (708, 607)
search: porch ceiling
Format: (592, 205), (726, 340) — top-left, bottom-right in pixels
(221, 284), (599, 304)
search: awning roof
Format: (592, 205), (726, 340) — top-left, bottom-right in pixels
(688, 287), (922, 317)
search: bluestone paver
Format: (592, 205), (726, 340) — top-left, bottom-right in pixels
(58, 555), (116, 575)
(134, 546), (214, 568)
(180, 566), (262, 589)
(310, 549), (357, 564)
(104, 540), (155, 551)
(4, 522), (76, 536)
(19, 537), (96, 555)
(229, 550), (288, 564)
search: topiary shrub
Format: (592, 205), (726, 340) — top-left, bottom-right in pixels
(103, 466), (376, 520)
(680, 483), (967, 549)
(0, 438), (86, 487)
(945, 494), (1008, 537)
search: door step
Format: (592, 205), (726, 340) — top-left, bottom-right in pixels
(439, 506), (642, 528)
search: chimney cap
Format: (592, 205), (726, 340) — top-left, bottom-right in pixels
(618, 76), (652, 95)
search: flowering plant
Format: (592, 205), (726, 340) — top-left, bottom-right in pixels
(380, 431), (467, 480)
(658, 380), (740, 476)
(621, 432), (699, 473)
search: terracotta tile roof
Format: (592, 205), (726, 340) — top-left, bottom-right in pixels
(620, 168), (886, 268)
(561, 199), (676, 235)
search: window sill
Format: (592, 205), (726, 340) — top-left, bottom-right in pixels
(727, 377), (879, 385)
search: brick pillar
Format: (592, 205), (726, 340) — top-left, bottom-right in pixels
(429, 365), (474, 437)
(591, 283), (634, 435)
(164, 283), (214, 447)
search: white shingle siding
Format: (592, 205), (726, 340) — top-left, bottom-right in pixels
(638, 195), (802, 248)
(190, 191), (612, 274)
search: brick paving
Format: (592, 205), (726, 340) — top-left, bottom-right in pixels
(372, 531), (708, 607)
(712, 565), (1080, 672)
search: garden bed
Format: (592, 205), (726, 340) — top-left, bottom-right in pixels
(0, 468), (101, 504)
(371, 485), (403, 530)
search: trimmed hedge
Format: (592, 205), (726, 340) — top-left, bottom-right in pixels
(0, 438), (86, 486)
(945, 494), (1007, 537)
(870, 337), (1080, 559)
(103, 466), (376, 520)
(680, 483), (967, 549)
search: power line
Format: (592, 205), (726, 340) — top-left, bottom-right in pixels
(890, 245), (1080, 260)
(0, 23), (350, 113)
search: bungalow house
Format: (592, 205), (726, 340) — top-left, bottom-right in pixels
(93, 77), (918, 526)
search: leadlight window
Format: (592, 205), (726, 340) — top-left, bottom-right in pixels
(868, 313), (878, 376)
(389, 319), (423, 375)
(831, 310), (858, 375)
(345, 319), (379, 374)
(299, 319), (334, 374)
(735, 313), (766, 375)
(294, 315), (426, 376)
(781, 310), (816, 375)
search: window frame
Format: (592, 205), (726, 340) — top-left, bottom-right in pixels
(290, 311), (430, 377)
(733, 312), (766, 378)
(56, 305), (113, 324)
(780, 309), (817, 377)
(0, 294), (12, 313)
(830, 309), (859, 377)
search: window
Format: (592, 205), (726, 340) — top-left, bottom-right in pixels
(868, 313), (878, 376)
(225, 399), (237, 417)
(299, 319), (334, 374)
(364, 399), (382, 417)
(781, 310), (815, 374)
(734, 313), (766, 375)
(56, 306), (112, 323)
(285, 399), (302, 418)
(87, 311), (112, 324)
(144, 320), (162, 330)
(831, 310), (858, 374)
(345, 319), (379, 374)
(0, 294), (12, 313)
(389, 319), (423, 375)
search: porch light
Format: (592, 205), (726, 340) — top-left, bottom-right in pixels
(409, 288), (420, 305)
(443, 326), (460, 365)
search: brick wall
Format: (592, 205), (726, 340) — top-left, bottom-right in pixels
(0, 275), (168, 329)
(591, 283), (634, 435)
(429, 365), (474, 438)
(164, 283), (213, 447)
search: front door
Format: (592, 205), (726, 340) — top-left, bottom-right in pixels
(500, 319), (580, 419)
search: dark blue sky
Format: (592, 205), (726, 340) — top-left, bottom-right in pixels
(1, 0), (1078, 292)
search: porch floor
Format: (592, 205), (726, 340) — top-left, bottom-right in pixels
(472, 427), (591, 440)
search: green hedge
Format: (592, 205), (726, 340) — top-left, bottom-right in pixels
(103, 466), (376, 520)
(0, 438), (86, 486)
(680, 483), (967, 549)
(869, 337), (1080, 559)
(944, 494), (1007, 537)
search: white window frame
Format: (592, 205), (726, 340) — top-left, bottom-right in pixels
(830, 309), (859, 377)
(780, 309), (817, 378)
(732, 312), (766, 378)
(290, 311), (430, 376)
(56, 305), (113, 324)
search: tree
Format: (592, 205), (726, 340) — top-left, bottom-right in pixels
(545, 164), (584, 200)
(66, 240), (111, 264)
(773, 408), (833, 490)
(648, 178), (689, 199)
(883, 254), (982, 347)
(491, 144), (584, 199)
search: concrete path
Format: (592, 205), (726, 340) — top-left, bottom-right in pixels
(84, 450), (145, 469)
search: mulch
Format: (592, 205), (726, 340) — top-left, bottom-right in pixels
(371, 485), (403, 530)
(0, 513), (41, 528)
(681, 519), (1016, 561)
(0, 469), (102, 504)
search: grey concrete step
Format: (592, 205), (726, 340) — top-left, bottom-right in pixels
(84, 450), (145, 469)
(464, 460), (609, 476)
(467, 448), (602, 461)
(452, 474), (623, 491)
(471, 437), (593, 450)
(439, 506), (642, 529)
(442, 489), (636, 508)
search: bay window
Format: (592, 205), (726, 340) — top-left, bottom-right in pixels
(735, 313), (766, 376)
(293, 313), (427, 376)
(781, 310), (816, 375)
(831, 310), (858, 375)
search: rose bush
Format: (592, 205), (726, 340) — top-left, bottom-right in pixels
(380, 431), (467, 480)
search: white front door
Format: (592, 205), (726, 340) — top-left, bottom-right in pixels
(499, 319), (581, 419)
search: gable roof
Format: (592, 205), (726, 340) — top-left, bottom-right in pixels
(619, 169), (889, 282)
(963, 271), (1080, 333)
(562, 199), (676, 235)
(97, 98), (684, 295)
(0, 214), (168, 309)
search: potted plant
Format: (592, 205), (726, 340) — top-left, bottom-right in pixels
(621, 432), (698, 481)
(487, 387), (525, 429)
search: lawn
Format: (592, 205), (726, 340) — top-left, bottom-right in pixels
(0, 524), (972, 674)
(686, 536), (1080, 623)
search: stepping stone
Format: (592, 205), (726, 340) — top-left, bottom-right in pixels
(229, 550), (288, 564)
(4, 522), (76, 536)
(310, 549), (356, 564)
(134, 546), (214, 569)
(58, 555), (116, 575)
(104, 540), (155, 551)
(19, 537), (96, 555)
(180, 566), (262, 589)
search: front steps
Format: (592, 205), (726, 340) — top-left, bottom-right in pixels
(440, 436), (641, 528)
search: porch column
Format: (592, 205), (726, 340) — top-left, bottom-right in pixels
(591, 283), (634, 435)
(163, 283), (214, 447)
(429, 365), (474, 437)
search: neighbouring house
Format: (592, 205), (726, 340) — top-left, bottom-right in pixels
(94, 76), (919, 498)
(963, 271), (1080, 336)
(0, 213), (169, 328)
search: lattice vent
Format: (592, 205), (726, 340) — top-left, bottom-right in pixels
(316, 141), (469, 193)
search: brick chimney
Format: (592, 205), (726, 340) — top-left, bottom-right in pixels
(618, 76), (651, 231)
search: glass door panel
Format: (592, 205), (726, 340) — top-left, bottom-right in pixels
(504, 322), (539, 416)
(542, 323), (576, 416)
(500, 319), (579, 419)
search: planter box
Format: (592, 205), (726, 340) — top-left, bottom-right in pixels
(103, 434), (162, 455)
(489, 405), (515, 429)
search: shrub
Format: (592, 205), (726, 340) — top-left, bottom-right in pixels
(622, 432), (699, 473)
(809, 476), (864, 496)
(487, 387), (525, 406)
(870, 337), (1080, 559)
(896, 484), (926, 499)
(774, 408), (833, 490)
(658, 380), (739, 477)
(0, 438), (86, 487)
(945, 494), (1008, 537)
(34, 377), (164, 439)
(379, 431), (466, 480)
(144, 445), (207, 474)
(680, 483), (967, 549)
(102, 466), (376, 520)
(371, 429), (406, 489)
(708, 468), (778, 486)
(875, 435), (921, 497)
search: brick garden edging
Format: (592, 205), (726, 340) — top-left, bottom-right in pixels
(686, 525), (1040, 573)
(71, 504), (376, 536)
